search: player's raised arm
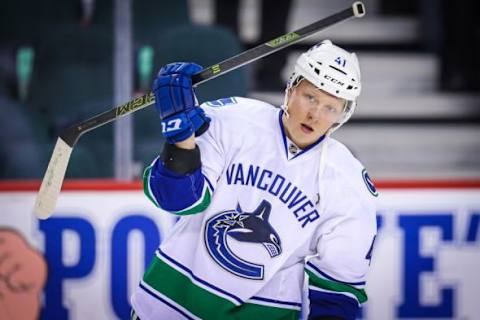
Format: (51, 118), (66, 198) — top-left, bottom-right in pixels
(143, 62), (213, 215)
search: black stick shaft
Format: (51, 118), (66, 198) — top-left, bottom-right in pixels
(61, 2), (365, 147)
(192, 6), (360, 85)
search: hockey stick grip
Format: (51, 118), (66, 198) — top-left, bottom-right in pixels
(60, 2), (366, 144)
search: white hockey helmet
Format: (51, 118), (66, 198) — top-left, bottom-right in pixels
(283, 40), (361, 133)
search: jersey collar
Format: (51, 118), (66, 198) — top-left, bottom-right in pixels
(278, 110), (325, 160)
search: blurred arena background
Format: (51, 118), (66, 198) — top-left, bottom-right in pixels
(1, 0), (479, 319)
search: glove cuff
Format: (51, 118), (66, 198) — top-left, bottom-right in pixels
(186, 107), (211, 137)
(195, 121), (210, 136)
(166, 126), (194, 143)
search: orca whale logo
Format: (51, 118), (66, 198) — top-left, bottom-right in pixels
(204, 200), (282, 280)
(362, 169), (378, 197)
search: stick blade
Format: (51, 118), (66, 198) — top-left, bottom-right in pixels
(34, 138), (73, 219)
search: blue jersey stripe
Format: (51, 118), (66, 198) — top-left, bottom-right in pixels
(278, 110), (289, 159)
(203, 174), (215, 192)
(157, 249), (244, 305)
(250, 296), (302, 308)
(139, 282), (196, 320)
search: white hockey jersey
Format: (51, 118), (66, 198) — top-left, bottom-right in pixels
(132, 97), (378, 320)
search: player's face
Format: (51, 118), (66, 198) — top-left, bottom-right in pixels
(283, 80), (345, 148)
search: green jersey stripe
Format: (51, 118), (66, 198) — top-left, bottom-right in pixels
(143, 255), (300, 319)
(143, 159), (160, 208)
(306, 269), (368, 303)
(140, 281), (201, 319)
(155, 250), (241, 306)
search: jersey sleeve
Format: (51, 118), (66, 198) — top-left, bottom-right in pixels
(143, 158), (213, 215)
(142, 103), (226, 215)
(195, 103), (227, 191)
(305, 186), (377, 320)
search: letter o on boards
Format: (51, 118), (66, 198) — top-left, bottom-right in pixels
(111, 215), (161, 319)
(39, 214), (163, 319)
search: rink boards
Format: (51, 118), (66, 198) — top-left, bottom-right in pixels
(1, 181), (479, 319)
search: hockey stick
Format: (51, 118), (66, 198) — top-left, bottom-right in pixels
(34, 2), (366, 219)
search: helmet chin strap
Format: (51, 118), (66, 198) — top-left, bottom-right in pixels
(328, 99), (354, 135)
(282, 76), (305, 118)
(281, 87), (290, 118)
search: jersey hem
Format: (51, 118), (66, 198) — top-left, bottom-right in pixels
(141, 249), (301, 319)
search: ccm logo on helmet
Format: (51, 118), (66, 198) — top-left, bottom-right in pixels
(324, 74), (345, 87)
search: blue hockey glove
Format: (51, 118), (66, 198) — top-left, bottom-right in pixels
(161, 107), (211, 144)
(152, 62), (203, 119)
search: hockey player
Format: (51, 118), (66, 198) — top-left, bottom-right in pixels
(131, 40), (378, 320)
